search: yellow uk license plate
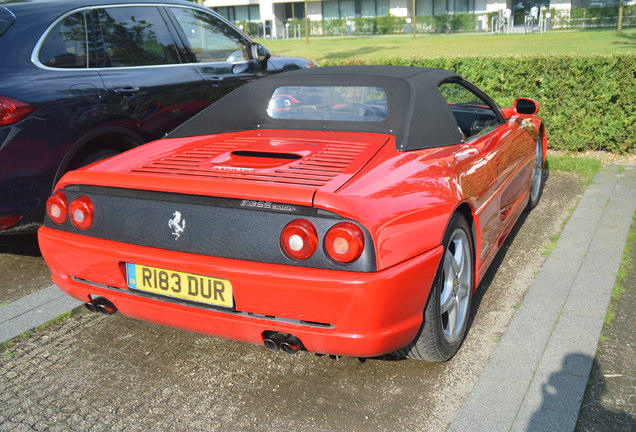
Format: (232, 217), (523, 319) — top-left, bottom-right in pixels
(126, 263), (233, 309)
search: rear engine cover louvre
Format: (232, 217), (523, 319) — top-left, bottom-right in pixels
(128, 131), (389, 192)
(45, 186), (377, 272)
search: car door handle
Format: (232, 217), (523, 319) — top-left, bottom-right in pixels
(205, 76), (224, 87)
(113, 86), (140, 95)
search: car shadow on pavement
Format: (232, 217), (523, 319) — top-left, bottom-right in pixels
(0, 233), (42, 257)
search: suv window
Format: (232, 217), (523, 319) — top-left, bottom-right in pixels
(39, 12), (91, 68)
(0, 7), (15, 36)
(439, 82), (500, 139)
(97, 6), (181, 67)
(171, 7), (249, 63)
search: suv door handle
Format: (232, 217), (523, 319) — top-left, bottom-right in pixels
(113, 86), (140, 95)
(205, 76), (224, 87)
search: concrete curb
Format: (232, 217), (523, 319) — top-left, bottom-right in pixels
(449, 164), (636, 431)
(0, 284), (82, 344)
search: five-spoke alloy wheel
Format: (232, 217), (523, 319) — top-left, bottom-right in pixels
(397, 213), (474, 361)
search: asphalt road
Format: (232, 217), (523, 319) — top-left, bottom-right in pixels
(0, 171), (586, 431)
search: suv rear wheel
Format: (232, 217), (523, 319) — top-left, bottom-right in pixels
(74, 148), (121, 168)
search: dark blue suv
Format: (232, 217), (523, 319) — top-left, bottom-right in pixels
(0, 0), (315, 233)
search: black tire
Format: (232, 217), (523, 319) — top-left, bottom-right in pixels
(74, 148), (121, 169)
(526, 132), (544, 211)
(395, 213), (474, 361)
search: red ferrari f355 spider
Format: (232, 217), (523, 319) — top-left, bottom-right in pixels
(38, 66), (546, 361)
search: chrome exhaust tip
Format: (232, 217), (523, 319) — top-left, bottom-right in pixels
(263, 332), (286, 352)
(92, 297), (117, 315)
(281, 336), (303, 355)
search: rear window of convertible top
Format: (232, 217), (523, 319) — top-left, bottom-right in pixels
(267, 86), (388, 122)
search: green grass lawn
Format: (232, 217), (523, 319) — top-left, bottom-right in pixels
(257, 29), (636, 61)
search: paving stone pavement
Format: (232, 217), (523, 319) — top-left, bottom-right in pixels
(576, 212), (636, 432)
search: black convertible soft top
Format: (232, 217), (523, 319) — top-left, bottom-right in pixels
(168, 65), (465, 151)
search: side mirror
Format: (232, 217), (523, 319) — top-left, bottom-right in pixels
(251, 43), (271, 69)
(513, 98), (540, 115)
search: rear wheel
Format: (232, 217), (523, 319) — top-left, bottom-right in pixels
(74, 148), (121, 168)
(396, 213), (474, 361)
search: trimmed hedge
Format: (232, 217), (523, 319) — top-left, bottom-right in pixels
(321, 55), (636, 153)
(551, 6), (636, 29)
(416, 14), (479, 33)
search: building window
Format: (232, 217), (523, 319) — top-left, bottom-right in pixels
(214, 5), (260, 23)
(284, 2), (305, 19)
(340, 0), (356, 17)
(416, 0), (474, 15)
(455, 0), (472, 12)
(323, 0), (389, 18)
(371, 0), (390, 16)
(434, 0), (448, 14)
(322, 1), (339, 19)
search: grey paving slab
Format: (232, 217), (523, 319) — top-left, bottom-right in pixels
(487, 340), (545, 371)
(536, 338), (597, 378)
(449, 411), (511, 432)
(498, 312), (554, 351)
(511, 288), (564, 320)
(479, 346), (538, 387)
(449, 164), (636, 432)
(529, 265), (578, 299)
(0, 285), (82, 344)
(460, 380), (527, 424)
(511, 404), (581, 432)
(517, 369), (589, 416)
(561, 290), (610, 319)
(570, 266), (617, 297)
(550, 311), (605, 344)
(1, 285), (64, 321)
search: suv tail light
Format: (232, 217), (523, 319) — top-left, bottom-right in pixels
(69, 196), (94, 230)
(324, 222), (365, 263)
(46, 192), (68, 224)
(280, 219), (318, 260)
(0, 96), (36, 127)
(0, 215), (22, 230)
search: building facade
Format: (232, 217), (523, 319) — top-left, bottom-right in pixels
(204, 0), (621, 37)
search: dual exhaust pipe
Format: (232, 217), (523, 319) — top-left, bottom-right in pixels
(84, 300), (303, 356)
(263, 332), (304, 355)
(84, 297), (117, 315)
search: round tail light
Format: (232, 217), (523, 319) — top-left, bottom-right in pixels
(46, 192), (68, 225)
(324, 222), (365, 264)
(69, 196), (94, 230)
(280, 219), (318, 260)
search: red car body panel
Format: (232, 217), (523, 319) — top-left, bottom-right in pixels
(39, 226), (442, 357)
(38, 66), (547, 358)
